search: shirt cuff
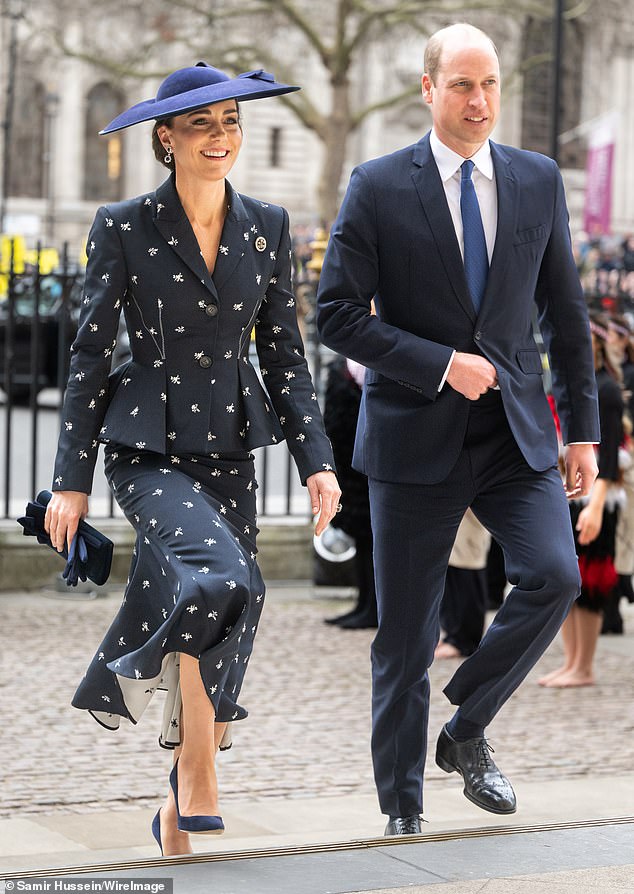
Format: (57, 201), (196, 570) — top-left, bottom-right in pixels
(438, 350), (456, 392)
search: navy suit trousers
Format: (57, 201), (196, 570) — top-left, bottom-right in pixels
(368, 391), (580, 817)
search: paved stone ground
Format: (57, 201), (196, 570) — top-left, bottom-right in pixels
(1, 586), (633, 818)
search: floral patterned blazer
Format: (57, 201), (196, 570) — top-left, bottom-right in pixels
(52, 174), (334, 494)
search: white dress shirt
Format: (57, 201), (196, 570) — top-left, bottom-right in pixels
(430, 130), (497, 390)
(430, 129), (497, 264)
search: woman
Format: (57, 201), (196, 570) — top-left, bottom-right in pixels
(45, 63), (340, 857)
(322, 356), (377, 629)
(539, 314), (624, 687)
(603, 314), (634, 631)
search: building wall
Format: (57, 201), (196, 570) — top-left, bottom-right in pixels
(1, 8), (633, 259)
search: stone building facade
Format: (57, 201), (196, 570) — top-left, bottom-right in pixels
(0, 5), (632, 258)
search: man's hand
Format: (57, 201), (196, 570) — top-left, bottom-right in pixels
(446, 352), (498, 400)
(564, 444), (598, 499)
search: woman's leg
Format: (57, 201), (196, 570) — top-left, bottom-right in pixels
(544, 606), (602, 687)
(538, 607), (578, 685)
(175, 652), (220, 816)
(214, 721), (229, 750)
(157, 742), (193, 857)
(158, 671), (229, 856)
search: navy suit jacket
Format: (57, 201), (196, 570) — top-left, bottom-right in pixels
(53, 175), (334, 494)
(317, 133), (600, 485)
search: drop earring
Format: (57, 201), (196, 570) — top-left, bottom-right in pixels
(164, 145), (173, 165)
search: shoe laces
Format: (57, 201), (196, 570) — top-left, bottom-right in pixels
(399, 816), (422, 834)
(477, 739), (494, 770)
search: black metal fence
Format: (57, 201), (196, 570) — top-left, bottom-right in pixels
(0, 240), (322, 521)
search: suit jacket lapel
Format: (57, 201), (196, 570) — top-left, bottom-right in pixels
(481, 142), (518, 315)
(411, 136), (476, 323)
(152, 175), (219, 300)
(212, 184), (250, 291)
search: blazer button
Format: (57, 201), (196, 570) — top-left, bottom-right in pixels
(198, 355), (213, 369)
(474, 330), (482, 341)
(205, 304), (218, 317)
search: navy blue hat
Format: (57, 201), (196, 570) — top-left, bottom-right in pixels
(100, 63), (300, 134)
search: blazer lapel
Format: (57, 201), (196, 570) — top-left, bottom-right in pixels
(480, 142), (518, 315)
(212, 184), (251, 291)
(411, 136), (476, 323)
(152, 175), (219, 299)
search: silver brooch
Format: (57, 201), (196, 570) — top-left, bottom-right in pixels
(255, 236), (267, 252)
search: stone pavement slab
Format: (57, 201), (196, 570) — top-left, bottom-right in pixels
(2, 588), (634, 819)
(2, 774), (634, 874)
(354, 865), (634, 894)
(1, 586), (634, 881)
(10, 822), (631, 894)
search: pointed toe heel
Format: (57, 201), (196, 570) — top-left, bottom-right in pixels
(169, 759), (225, 835)
(151, 809), (164, 855)
(176, 813), (225, 835)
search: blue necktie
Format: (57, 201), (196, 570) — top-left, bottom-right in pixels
(460, 159), (488, 314)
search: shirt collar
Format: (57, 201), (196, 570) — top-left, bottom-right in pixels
(430, 129), (494, 182)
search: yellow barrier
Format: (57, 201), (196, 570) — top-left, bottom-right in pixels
(0, 237), (61, 297)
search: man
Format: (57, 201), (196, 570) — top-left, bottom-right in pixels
(316, 23), (599, 835)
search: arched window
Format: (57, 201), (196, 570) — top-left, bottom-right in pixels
(84, 83), (125, 201)
(8, 76), (46, 198)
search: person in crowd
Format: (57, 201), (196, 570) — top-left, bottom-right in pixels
(435, 509), (491, 659)
(317, 22), (599, 836)
(602, 314), (634, 631)
(322, 356), (378, 629)
(44, 63), (340, 857)
(485, 537), (507, 610)
(622, 235), (634, 274)
(575, 233), (634, 307)
(539, 315), (624, 686)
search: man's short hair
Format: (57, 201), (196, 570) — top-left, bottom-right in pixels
(424, 23), (499, 84)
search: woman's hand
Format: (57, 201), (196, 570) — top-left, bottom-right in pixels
(44, 491), (89, 552)
(575, 503), (603, 545)
(306, 471), (342, 536)
(575, 477), (607, 546)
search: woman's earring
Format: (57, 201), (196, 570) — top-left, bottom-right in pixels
(164, 145), (173, 165)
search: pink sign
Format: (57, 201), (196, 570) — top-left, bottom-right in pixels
(583, 116), (616, 236)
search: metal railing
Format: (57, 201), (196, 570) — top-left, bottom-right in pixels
(0, 240), (325, 521)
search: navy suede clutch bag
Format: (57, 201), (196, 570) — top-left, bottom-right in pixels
(17, 490), (114, 586)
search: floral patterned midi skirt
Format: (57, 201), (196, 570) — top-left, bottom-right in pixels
(71, 446), (265, 748)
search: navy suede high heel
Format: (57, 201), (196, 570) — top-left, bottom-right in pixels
(169, 759), (224, 835)
(151, 809), (163, 855)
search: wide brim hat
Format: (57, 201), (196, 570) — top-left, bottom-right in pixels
(100, 62), (300, 134)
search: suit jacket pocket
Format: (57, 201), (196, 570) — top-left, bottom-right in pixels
(516, 349), (544, 374)
(513, 225), (547, 246)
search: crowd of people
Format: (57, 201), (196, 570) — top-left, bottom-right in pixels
(575, 231), (634, 310)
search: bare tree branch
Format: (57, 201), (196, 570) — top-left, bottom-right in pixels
(350, 84), (423, 130)
(38, 0), (584, 222)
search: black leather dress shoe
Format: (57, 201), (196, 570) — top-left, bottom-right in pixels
(323, 608), (358, 625)
(384, 815), (422, 836)
(338, 611), (378, 629)
(435, 724), (516, 815)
